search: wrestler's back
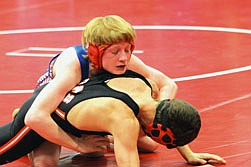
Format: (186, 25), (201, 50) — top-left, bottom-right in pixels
(67, 77), (153, 133)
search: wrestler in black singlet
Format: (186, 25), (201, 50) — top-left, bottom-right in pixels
(0, 70), (152, 164)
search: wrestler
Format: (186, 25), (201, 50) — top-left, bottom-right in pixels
(0, 70), (225, 166)
(21, 15), (178, 165)
(7, 15), (225, 166)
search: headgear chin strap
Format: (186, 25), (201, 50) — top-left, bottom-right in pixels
(144, 99), (177, 149)
(88, 42), (135, 70)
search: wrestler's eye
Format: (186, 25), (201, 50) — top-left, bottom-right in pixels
(111, 49), (119, 55)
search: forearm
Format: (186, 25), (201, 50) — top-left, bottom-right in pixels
(137, 128), (159, 152)
(25, 75), (81, 150)
(25, 114), (79, 151)
(114, 145), (139, 167)
(112, 118), (140, 167)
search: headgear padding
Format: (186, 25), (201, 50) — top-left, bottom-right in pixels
(144, 99), (201, 149)
(88, 43), (110, 69)
(88, 42), (135, 70)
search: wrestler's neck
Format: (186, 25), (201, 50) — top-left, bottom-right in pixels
(137, 100), (159, 127)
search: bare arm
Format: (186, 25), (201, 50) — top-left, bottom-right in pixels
(24, 48), (86, 152)
(112, 117), (140, 167)
(128, 55), (177, 99)
(68, 100), (141, 167)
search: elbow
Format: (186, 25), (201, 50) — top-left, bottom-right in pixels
(24, 113), (35, 128)
(168, 77), (178, 91)
(126, 119), (140, 134)
(116, 118), (140, 138)
(168, 79), (178, 97)
(161, 79), (178, 99)
(24, 109), (43, 128)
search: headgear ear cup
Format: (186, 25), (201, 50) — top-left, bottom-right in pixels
(145, 123), (176, 148)
(143, 99), (177, 149)
(88, 42), (135, 69)
(88, 43), (102, 69)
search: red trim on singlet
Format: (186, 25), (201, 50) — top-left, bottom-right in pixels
(0, 126), (31, 154)
(55, 108), (66, 120)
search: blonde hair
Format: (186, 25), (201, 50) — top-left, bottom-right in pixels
(82, 15), (136, 48)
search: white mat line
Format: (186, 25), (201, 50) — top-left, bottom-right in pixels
(173, 65), (251, 82)
(1, 25), (251, 35)
(223, 151), (251, 159)
(6, 46), (143, 57)
(200, 93), (251, 112)
(0, 66), (250, 94)
(204, 140), (249, 149)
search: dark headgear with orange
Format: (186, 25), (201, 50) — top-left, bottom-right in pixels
(144, 99), (201, 149)
(82, 15), (136, 69)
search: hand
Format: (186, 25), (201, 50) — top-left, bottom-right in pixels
(76, 135), (110, 154)
(187, 152), (226, 166)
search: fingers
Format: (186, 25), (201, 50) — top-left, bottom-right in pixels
(88, 135), (110, 146)
(189, 158), (208, 165)
(81, 135), (110, 142)
(77, 135), (111, 153)
(203, 153), (226, 164)
(94, 139), (110, 147)
(198, 153), (226, 164)
(188, 153), (226, 166)
(107, 135), (114, 143)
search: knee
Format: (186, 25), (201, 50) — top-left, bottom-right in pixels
(28, 142), (61, 167)
(30, 153), (58, 167)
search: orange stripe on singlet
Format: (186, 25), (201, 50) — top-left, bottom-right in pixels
(55, 108), (66, 120)
(0, 109), (65, 155)
(0, 126), (31, 154)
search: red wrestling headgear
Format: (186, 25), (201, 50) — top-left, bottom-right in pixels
(144, 99), (201, 149)
(88, 42), (135, 70)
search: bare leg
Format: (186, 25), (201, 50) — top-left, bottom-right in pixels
(29, 141), (61, 167)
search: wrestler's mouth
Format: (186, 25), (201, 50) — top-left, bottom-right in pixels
(117, 65), (126, 69)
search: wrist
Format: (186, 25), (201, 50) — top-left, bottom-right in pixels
(177, 145), (194, 161)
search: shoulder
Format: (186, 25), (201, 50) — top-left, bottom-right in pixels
(52, 47), (82, 82)
(60, 46), (78, 56)
(55, 47), (79, 66)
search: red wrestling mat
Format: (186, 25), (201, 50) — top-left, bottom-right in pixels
(1, 0), (251, 166)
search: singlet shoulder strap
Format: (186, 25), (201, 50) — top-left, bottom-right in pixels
(87, 70), (153, 93)
(125, 70), (153, 90)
